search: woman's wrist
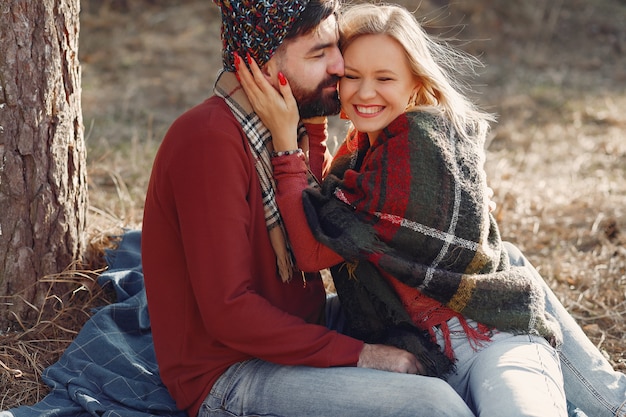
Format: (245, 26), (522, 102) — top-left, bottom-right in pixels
(271, 130), (298, 153)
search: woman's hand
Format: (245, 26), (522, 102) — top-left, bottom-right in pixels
(235, 52), (299, 152)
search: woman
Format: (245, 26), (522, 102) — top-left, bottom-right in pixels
(237, 3), (568, 416)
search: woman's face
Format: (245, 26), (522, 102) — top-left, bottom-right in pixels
(339, 34), (419, 144)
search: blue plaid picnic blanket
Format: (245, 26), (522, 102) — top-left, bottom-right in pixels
(1, 230), (186, 417)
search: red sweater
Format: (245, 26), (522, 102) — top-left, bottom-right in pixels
(142, 97), (363, 417)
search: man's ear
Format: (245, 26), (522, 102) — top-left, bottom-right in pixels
(262, 57), (280, 88)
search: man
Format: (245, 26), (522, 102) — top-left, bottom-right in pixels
(142, 1), (474, 416)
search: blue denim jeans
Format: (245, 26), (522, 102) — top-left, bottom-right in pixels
(199, 359), (474, 417)
(434, 317), (567, 417)
(505, 242), (626, 417)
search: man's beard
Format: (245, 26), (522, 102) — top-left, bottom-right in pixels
(290, 76), (341, 119)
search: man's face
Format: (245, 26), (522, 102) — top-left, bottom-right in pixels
(268, 15), (344, 118)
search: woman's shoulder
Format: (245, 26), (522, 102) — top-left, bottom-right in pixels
(385, 108), (450, 141)
(403, 108), (448, 130)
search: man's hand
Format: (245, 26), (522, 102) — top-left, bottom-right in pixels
(357, 343), (425, 375)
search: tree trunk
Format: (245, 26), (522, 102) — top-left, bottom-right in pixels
(0, 0), (87, 328)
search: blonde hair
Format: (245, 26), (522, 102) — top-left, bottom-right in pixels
(339, 3), (494, 142)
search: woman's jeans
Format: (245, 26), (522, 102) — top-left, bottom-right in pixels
(505, 242), (626, 417)
(199, 359), (474, 417)
(434, 317), (567, 417)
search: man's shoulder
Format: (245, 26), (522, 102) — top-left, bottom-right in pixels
(164, 97), (244, 143)
(175, 96), (236, 126)
(158, 96), (246, 159)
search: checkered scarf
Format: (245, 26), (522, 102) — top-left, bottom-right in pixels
(214, 70), (311, 282)
(303, 110), (562, 345)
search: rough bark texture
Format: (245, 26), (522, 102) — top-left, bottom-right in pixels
(0, 0), (87, 328)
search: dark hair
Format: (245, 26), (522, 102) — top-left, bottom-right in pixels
(285, 0), (339, 39)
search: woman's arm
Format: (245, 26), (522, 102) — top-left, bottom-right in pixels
(273, 153), (343, 272)
(236, 54), (343, 271)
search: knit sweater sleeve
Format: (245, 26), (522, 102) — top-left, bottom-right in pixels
(273, 153), (344, 273)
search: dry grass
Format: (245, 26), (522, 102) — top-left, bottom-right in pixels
(0, 243), (117, 409)
(1, 0), (624, 410)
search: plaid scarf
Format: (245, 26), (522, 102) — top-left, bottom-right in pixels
(303, 110), (562, 373)
(214, 70), (310, 282)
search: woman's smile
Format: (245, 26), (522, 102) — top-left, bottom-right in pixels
(354, 105), (385, 117)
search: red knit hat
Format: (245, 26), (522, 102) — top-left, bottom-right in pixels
(213, 0), (310, 71)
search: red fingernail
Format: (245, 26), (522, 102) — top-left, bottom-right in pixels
(246, 52), (252, 65)
(278, 72), (287, 86)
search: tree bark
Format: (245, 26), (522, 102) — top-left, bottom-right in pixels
(0, 0), (87, 328)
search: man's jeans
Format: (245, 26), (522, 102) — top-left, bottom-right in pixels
(199, 359), (474, 417)
(505, 242), (626, 417)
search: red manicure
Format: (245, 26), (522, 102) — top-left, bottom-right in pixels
(246, 52), (252, 65)
(278, 72), (287, 86)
